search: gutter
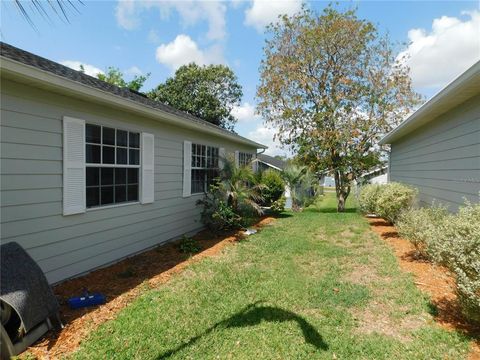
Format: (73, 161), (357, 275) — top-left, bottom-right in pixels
(0, 57), (267, 150)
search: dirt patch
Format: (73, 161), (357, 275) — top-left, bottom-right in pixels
(344, 264), (384, 287)
(24, 217), (276, 359)
(367, 217), (480, 359)
(352, 301), (426, 342)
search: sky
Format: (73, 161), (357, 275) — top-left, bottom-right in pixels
(1, 0), (479, 156)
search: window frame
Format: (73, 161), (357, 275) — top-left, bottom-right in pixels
(191, 143), (219, 195)
(238, 152), (253, 167)
(85, 123), (142, 209)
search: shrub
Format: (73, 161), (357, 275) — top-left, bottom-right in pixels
(428, 202), (480, 323)
(179, 235), (200, 254)
(197, 191), (242, 232)
(259, 170), (285, 206)
(358, 184), (381, 215)
(396, 205), (447, 257)
(270, 196), (286, 214)
(375, 182), (417, 223)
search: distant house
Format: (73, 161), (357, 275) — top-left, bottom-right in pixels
(380, 61), (480, 211)
(0, 43), (266, 284)
(253, 153), (286, 172)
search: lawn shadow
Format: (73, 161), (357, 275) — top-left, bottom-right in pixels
(156, 301), (328, 359)
(427, 297), (480, 337)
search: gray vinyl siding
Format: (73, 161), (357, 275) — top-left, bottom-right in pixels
(389, 94), (480, 211)
(0, 79), (257, 284)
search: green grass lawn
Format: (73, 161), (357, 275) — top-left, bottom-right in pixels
(72, 194), (471, 359)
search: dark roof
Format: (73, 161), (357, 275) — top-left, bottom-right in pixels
(257, 154), (286, 170)
(0, 42), (263, 146)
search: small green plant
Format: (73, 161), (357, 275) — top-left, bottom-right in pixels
(375, 183), (417, 223)
(179, 235), (200, 255)
(258, 169), (285, 206)
(270, 196), (286, 214)
(197, 187), (243, 232)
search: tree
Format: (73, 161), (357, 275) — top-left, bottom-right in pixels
(281, 164), (306, 212)
(97, 67), (150, 92)
(12, 0), (82, 28)
(149, 63), (243, 131)
(257, 6), (422, 212)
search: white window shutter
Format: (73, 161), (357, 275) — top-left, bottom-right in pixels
(183, 141), (192, 197)
(63, 116), (86, 215)
(218, 147), (226, 169)
(235, 150), (239, 166)
(141, 132), (155, 204)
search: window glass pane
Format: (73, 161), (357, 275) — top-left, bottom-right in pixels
(115, 168), (127, 185)
(115, 185), (127, 203)
(101, 186), (114, 205)
(103, 146), (115, 164)
(86, 187), (100, 207)
(117, 130), (128, 147)
(129, 132), (140, 148)
(117, 148), (127, 164)
(191, 169), (205, 193)
(101, 168), (114, 185)
(127, 185), (138, 201)
(86, 124), (101, 143)
(103, 127), (115, 145)
(128, 168), (139, 184)
(129, 149), (139, 165)
(86, 144), (101, 163)
(86, 167), (100, 186)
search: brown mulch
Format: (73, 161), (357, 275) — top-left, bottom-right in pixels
(25, 217), (276, 359)
(367, 217), (480, 360)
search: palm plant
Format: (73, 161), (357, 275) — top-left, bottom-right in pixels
(12, 0), (83, 28)
(218, 155), (265, 216)
(281, 164), (307, 211)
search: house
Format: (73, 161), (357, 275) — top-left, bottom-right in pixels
(358, 166), (388, 186)
(380, 60), (480, 211)
(0, 42), (266, 284)
(252, 153), (286, 172)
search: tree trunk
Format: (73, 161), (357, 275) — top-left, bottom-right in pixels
(334, 170), (351, 212)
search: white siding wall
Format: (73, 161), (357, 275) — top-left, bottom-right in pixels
(0, 79), (257, 284)
(389, 94), (480, 211)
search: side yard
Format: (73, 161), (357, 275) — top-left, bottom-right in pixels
(65, 193), (473, 359)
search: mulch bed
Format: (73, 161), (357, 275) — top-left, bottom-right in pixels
(367, 217), (480, 360)
(25, 217), (276, 359)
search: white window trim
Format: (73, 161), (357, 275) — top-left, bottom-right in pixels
(85, 123), (142, 209)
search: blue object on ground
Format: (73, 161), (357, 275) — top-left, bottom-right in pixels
(68, 291), (106, 309)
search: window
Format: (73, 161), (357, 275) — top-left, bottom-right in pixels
(238, 152), (253, 167)
(191, 143), (219, 194)
(85, 124), (140, 208)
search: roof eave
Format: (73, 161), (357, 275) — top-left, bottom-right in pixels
(0, 56), (267, 149)
(380, 60), (480, 145)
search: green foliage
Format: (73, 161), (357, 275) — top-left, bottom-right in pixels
(197, 192), (242, 232)
(358, 184), (382, 215)
(397, 205), (448, 257)
(97, 67), (150, 91)
(258, 169), (285, 206)
(149, 63), (242, 131)
(257, 5), (422, 211)
(281, 164), (306, 211)
(179, 235), (200, 255)
(197, 156), (264, 231)
(270, 196), (286, 214)
(398, 202), (480, 324)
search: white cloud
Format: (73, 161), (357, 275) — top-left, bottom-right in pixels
(248, 125), (287, 156)
(115, 0), (227, 40)
(244, 0), (302, 32)
(124, 66), (143, 77)
(399, 10), (480, 89)
(60, 60), (103, 77)
(232, 102), (260, 123)
(155, 34), (225, 71)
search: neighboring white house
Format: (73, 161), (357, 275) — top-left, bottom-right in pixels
(380, 60), (480, 212)
(0, 43), (266, 284)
